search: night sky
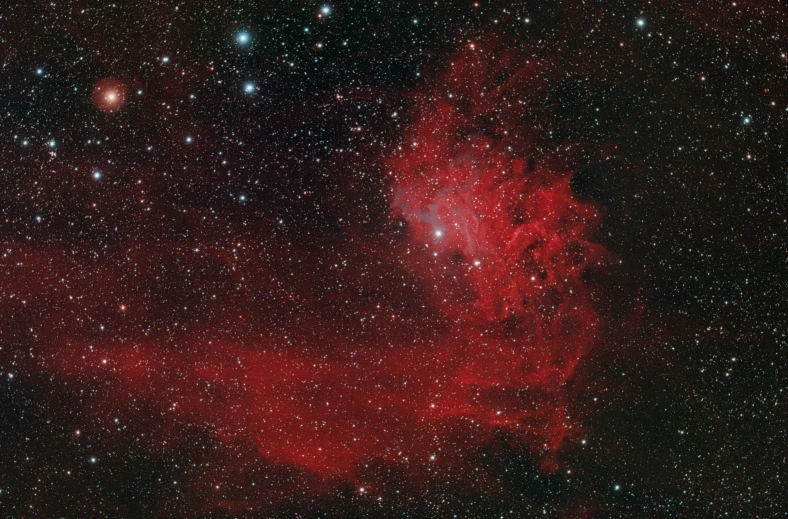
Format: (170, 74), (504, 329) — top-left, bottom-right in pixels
(1, 1), (786, 518)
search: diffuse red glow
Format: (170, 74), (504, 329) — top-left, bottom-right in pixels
(387, 44), (608, 467)
(25, 42), (609, 506)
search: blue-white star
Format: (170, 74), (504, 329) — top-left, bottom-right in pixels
(236, 31), (251, 45)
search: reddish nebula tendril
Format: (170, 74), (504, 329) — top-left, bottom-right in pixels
(23, 43), (609, 508)
(387, 45), (609, 470)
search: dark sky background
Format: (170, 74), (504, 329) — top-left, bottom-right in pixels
(0, 1), (785, 518)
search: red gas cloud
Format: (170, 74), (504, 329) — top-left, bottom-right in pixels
(387, 42), (609, 468)
(15, 41), (610, 512)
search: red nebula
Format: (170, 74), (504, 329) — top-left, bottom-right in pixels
(91, 77), (126, 113)
(15, 40), (611, 513)
(386, 43), (609, 469)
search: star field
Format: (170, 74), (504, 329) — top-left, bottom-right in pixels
(0, 1), (786, 518)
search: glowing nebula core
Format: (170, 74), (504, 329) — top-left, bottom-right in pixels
(387, 44), (608, 468)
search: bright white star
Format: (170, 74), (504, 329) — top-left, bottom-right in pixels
(236, 32), (251, 45)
